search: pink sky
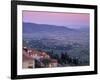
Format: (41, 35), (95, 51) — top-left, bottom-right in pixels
(23, 11), (90, 28)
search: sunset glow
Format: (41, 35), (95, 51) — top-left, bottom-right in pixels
(23, 11), (90, 28)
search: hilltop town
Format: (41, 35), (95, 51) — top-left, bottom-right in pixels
(22, 45), (83, 69)
(22, 47), (58, 68)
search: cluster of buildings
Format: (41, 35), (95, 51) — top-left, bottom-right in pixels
(22, 47), (58, 69)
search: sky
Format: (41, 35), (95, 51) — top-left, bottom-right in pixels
(23, 11), (90, 29)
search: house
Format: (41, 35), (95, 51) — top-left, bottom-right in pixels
(49, 59), (58, 67)
(22, 59), (35, 68)
(22, 47), (35, 69)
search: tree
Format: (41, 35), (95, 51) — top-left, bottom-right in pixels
(35, 59), (42, 68)
(72, 57), (79, 65)
(42, 58), (51, 67)
(61, 52), (66, 64)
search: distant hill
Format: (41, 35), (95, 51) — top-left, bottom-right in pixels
(23, 22), (77, 39)
(23, 22), (74, 33)
(23, 22), (89, 42)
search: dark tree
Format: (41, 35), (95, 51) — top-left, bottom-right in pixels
(72, 57), (79, 65)
(35, 59), (42, 68)
(42, 58), (51, 67)
(61, 52), (66, 64)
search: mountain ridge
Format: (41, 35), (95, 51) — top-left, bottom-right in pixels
(23, 22), (75, 33)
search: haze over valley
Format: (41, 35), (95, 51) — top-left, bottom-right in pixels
(23, 22), (89, 67)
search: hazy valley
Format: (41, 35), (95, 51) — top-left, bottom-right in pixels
(23, 22), (90, 67)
